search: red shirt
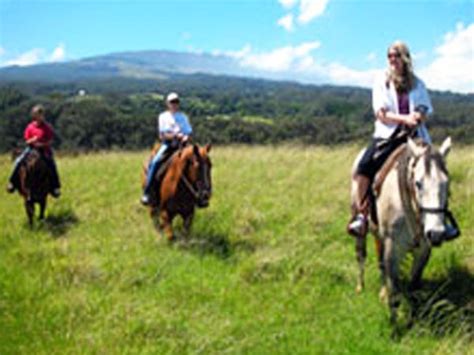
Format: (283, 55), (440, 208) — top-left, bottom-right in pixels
(24, 121), (54, 156)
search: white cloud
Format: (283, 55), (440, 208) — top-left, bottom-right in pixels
(50, 43), (65, 62)
(297, 0), (329, 24)
(323, 62), (379, 88)
(279, 0), (298, 9)
(5, 48), (44, 66)
(238, 41), (321, 72)
(213, 44), (252, 59)
(219, 41), (378, 88)
(277, 13), (294, 32)
(419, 22), (474, 93)
(366, 52), (376, 63)
(412, 51), (427, 61)
(2, 43), (67, 67)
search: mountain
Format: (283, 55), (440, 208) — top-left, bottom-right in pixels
(0, 50), (261, 83)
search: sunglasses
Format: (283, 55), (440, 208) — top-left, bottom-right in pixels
(169, 100), (180, 104)
(387, 52), (401, 59)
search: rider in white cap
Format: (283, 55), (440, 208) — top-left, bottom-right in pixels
(141, 92), (192, 205)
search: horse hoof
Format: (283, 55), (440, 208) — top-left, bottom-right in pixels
(355, 284), (364, 294)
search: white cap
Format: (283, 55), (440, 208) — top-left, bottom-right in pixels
(166, 92), (180, 102)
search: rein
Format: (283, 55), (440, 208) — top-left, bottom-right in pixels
(398, 148), (424, 244)
(180, 173), (201, 200)
(179, 148), (210, 201)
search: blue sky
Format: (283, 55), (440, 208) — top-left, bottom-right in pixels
(0, 0), (473, 92)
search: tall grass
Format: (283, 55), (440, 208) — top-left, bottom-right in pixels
(0, 145), (472, 354)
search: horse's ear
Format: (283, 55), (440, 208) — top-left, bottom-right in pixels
(439, 136), (452, 158)
(407, 138), (425, 157)
(193, 144), (199, 156)
(205, 143), (212, 153)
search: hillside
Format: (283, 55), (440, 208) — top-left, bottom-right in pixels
(0, 146), (472, 353)
(0, 50), (255, 82)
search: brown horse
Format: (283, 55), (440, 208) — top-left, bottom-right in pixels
(17, 149), (51, 226)
(142, 143), (212, 241)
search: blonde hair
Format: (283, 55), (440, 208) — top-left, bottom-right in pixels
(386, 40), (416, 92)
(31, 104), (45, 118)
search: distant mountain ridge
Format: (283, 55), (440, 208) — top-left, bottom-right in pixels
(0, 50), (255, 82)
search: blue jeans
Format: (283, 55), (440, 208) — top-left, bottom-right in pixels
(143, 143), (169, 195)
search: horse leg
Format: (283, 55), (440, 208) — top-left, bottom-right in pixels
(39, 198), (47, 220)
(374, 236), (388, 301)
(183, 212), (194, 239)
(355, 235), (367, 293)
(159, 210), (175, 242)
(150, 206), (161, 232)
(409, 243), (431, 291)
(383, 238), (402, 324)
(25, 200), (34, 227)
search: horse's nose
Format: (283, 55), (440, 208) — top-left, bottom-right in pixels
(426, 230), (444, 246)
(200, 190), (211, 200)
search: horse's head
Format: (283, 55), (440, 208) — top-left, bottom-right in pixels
(408, 137), (453, 245)
(181, 144), (212, 208)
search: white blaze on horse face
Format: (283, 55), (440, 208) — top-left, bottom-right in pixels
(415, 156), (449, 235)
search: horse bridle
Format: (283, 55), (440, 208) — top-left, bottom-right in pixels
(418, 205), (459, 232)
(180, 148), (211, 201)
(407, 152), (459, 235)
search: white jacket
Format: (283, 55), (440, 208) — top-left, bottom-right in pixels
(372, 71), (432, 143)
(158, 111), (193, 136)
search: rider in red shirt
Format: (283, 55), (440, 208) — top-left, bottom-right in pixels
(7, 104), (61, 197)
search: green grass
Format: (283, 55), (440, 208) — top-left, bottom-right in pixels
(0, 145), (472, 354)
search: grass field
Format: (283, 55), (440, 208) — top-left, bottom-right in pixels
(0, 145), (472, 354)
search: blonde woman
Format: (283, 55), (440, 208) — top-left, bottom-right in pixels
(347, 41), (434, 237)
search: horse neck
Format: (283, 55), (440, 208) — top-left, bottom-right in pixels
(397, 148), (423, 240)
(24, 152), (49, 193)
(165, 147), (196, 198)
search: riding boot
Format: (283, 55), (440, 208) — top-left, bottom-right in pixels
(347, 174), (371, 238)
(7, 169), (18, 192)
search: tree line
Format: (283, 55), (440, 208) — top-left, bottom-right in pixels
(0, 74), (472, 152)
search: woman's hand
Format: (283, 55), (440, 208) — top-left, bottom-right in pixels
(377, 109), (418, 127)
(26, 136), (38, 145)
(403, 113), (419, 127)
(412, 111), (426, 123)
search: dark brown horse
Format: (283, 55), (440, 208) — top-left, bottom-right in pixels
(142, 143), (212, 241)
(17, 149), (51, 226)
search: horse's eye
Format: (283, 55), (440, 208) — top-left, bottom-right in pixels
(415, 181), (423, 190)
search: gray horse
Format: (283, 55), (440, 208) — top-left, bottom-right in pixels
(351, 137), (457, 324)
